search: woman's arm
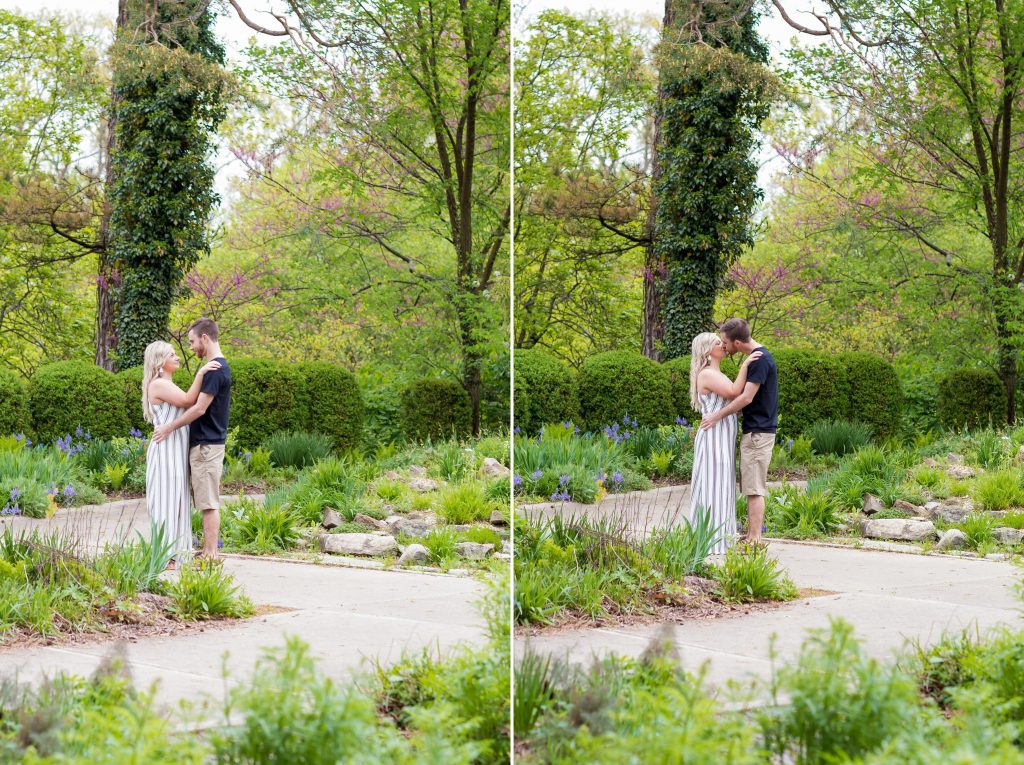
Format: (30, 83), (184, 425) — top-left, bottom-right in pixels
(149, 362), (220, 409)
(181, 361), (220, 407)
(698, 369), (741, 400)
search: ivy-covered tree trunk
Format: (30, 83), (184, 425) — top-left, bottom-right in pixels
(109, 0), (229, 370)
(653, 0), (774, 360)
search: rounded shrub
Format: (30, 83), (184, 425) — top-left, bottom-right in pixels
(29, 361), (128, 443)
(938, 368), (1006, 430)
(230, 360), (307, 450)
(661, 356), (699, 424)
(513, 348), (577, 434)
(773, 349), (848, 439)
(295, 362), (364, 451)
(576, 351), (673, 431)
(0, 369), (29, 436)
(400, 378), (471, 442)
(837, 352), (903, 440)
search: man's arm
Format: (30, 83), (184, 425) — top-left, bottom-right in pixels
(152, 392), (214, 442)
(700, 381), (760, 430)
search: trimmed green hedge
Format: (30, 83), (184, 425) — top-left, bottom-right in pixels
(577, 351), (673, 431)
(774, 349), (849, 438)
(513, 348), (577, 434)
(0, 369), (29, 436)
(295, 362), (364, 451)
(400, 379), (471, 441)
(662, 356), (698, 425)
(938, 368), (1006, 430)
(837, 352), (903, 439)
(29, 361), (128, 443)
(230, 360), (307, 450)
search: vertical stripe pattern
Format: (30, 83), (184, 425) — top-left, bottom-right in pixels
(689, 391), (738, 554)
(146, 402), (192, 564)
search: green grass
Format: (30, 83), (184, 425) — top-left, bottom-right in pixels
(806, 419), (873, 456)
(436, 482), (494, 524)
(972, 470), (1024, 511)
(958, 512), (996, 549)
(167, 562), (254, 620)
(713, 545), (798, 603)
(263, 431), (334, 469)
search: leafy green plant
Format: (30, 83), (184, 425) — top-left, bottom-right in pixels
(437, 482), (493, 524)
(514, 650), (558, 739)
(643, 508), (720, 578)
(973, 429), (1008, 469)
(436, 442), (472, 481)
(958, 513), (996, 549)
(247, 447), (274, 478)
(913, 465), (944, 488)
(263, 431), (333, 469)
(102, 461), (129, 491)
(650, 449), (675, 478)
(806, 420), (873, 456)
(714, 545), (798, 603)
(767, 489), (841, 538)
(422, 526), (459, 565)
(168, 563), (254, 620)
(223, 497), (300, 554)
(96, 521), (176, 596)
(461, 526), (502, 548)
(972, 470), (1024, 511)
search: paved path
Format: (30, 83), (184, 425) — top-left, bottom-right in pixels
(521, 541), (1023, 690)
(0, 556), (490, 713)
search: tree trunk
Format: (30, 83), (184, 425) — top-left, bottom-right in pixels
(94, 0), (127, 371)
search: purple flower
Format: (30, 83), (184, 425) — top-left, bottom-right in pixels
(611, 471), (624, 485)
(550, 489), (570, 502)
(13, 433), (24, 443)
(513, 474), (523, 488)
(561, 421), (572, 430)
(786, 439), (794, 450)
(129, 427), (143, 439)
(676, 416), (689, 427)
(75, 426), (84, 438)
(513, 426), (521, 435)
(531, 469), (542, 480)
(1, 504), (20, 516)
(558, 474), (570, 486)
(9, 488), (20, 501)
(243, 451), (252, 463)
(63, 485), (76, 499)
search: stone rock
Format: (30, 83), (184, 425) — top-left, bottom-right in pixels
(1017, 445), (1024, 464)
(489, 510), (508, 526)
(947, 464), (978, 479)
(935, 529), (968, 551)
(987, 553), (1007, 561)
(922, 458), (940, 468)
(893, 499), (923, 514)
(409, 465), (428, 478)
(924, 501), (940, 512)
(398, 544), (430, 565)
(354, 513), (388, 531)
(385, 515), (403, 526)
(930, 502), (972, 523)
(319, 533), (398, 557)
(449, 524), (473, 533)
(947, 452), (964, 464)
(862, 494), (886, 515)
(860, 518), (937, 542)
(322, 508), (343, 530)
(455, 542), (494, 559)
(993, 527), (1024, 546)
(389, 517), (436, 538)
(492, 552), (511, 561)
(408, 477), (440, 493)
(481, 457), (510, 478)
(501, 540), (512, 554)
(384, 470), (402, 481)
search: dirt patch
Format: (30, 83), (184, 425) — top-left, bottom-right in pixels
(515, 586), (835, 638)
(0, 601), (295, 651)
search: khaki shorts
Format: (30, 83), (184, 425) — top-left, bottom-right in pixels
(190, 444), (225, 511)
(740, 432), (776, 497)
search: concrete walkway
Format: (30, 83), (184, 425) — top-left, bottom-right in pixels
(0, 556), (490, 712)
(520, 541), (1024, 689)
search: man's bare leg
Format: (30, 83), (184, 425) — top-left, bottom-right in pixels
(202, 508), (220, 559)
(745, 494), (765, 544)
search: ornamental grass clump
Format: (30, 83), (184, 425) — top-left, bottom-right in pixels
(436, 481), (493, 524)
(713, 545), (798, 603)
(263, 430), (333, 469)
(806, 419), (873, 456)
(221, 496), (300, 554)
(766, 489), (841, 539)
(168, 562), (254, 620)
(972, 469), (1024, 511)
(958, 512), (996, 549)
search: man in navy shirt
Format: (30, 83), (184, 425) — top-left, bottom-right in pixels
(153, 318), (231, 560)
(700, 318), (778, 544)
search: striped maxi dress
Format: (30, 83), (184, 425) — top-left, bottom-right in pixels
(689, 391), (738, 555)
(146, 401), (192, 564)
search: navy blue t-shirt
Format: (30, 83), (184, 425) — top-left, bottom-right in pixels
(189, 358), (231, 446)
(741, 347), (778, 434)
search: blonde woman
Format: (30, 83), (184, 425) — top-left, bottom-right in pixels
(687, 333), (761, 554)
(142, 342), (220, 568)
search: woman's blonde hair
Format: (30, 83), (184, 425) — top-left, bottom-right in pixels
(142, 341), (175, 423)
(689, 332), (719, 410)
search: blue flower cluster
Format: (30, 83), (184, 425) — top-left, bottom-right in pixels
(550, 474), (571, 502)
(1, 487), (22, 516)
(129, 427), (144, 439)
(12, 433), (32, 448)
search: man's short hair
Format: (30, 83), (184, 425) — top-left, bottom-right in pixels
(720, 318), (751, 343)
(190, 317), (219, 341)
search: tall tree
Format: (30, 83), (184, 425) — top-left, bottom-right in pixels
(648, 0), (775, 360)
(109, 0), (231, 369)
(234, 0), (509, 435)
(783, 0), (1024, 422)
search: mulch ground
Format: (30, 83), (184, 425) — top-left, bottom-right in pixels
(516, 582), (834, 638)
(0, 599), (290, 651)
